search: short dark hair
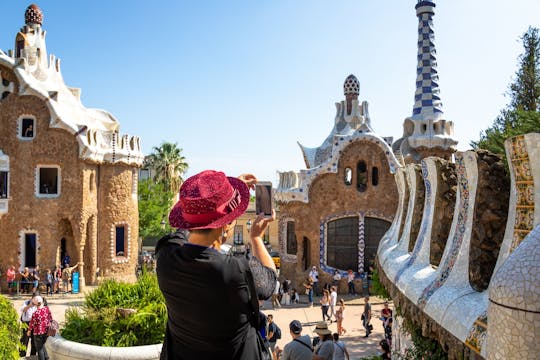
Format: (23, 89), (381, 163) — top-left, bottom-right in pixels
(189, 228), (214, 235)
(332, 333), (339, 341)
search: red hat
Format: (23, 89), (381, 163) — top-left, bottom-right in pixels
(169, 170), (250, 230)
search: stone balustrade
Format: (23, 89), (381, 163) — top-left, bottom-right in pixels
(378, 133), (540, 359)
(45, 335), (162, 360)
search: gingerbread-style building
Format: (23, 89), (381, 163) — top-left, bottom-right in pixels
(0, 4), (144, 289)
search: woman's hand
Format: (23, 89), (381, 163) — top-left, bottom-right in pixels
(249, 210), (276, 239)
(237, 173), (257, 190)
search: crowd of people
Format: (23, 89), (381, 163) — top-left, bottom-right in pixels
(2, 254), (80, 296)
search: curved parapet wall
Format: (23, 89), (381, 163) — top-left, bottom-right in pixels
(487, 224), (540, 359)
(378, 168), (407, 258)
(380, 164), (421, 280)
(45, 335), (162, 360)
(378, 134), (540, 359)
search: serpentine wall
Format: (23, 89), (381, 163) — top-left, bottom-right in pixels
(377, 134), (540, 359)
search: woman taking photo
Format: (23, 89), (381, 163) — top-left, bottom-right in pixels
(156, 170), (277, 360)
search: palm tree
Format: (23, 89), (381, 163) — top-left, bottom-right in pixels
(146, 142), (188, 194)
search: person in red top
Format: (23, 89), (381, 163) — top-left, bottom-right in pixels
(27, 296), (52, 360)
(6, 265), (16, 295)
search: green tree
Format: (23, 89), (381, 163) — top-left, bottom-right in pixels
(138, 179), (174, 239)
(146, 142), (188, 194)
(472, 27), (540, 155)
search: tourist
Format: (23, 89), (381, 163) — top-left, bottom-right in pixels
(313, 322), (334, 360)
(385, 317), (393, 347)
(303, 277), (314, 307)
(330, 286), (338, 322)
(335, 299), (347, 336)
(45, 269), (53, 296)
(346, 270), (355, 295)
(332, 270), (341, 288)
(62, 252), (71, 269)
(309, 266), (320, 296)
(53, 265), (62, 293)
(267, 314), (281, 352)
(6, 265), (16, 295)
(20, 267), (31, 293)
(27, 295), (53, 360)
(380, 301), (393, 328)
(155, 170), (277, 359)
(362, 296), (372, 338)
(19, 293), (38, 357)
(320, 289), (331, 322)
(61, 262), (79, 293)
(281, 279), (291, 305)
(273, 320), (312, 360)
(291, 288), (300, 304)
(272, 279), (282, 309)
(332, 333), (350, 360)
(379, 339), (391, 359)
(31, 265), (40, 293)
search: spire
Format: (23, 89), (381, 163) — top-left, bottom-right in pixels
(392, 0), (458, 163)
(413, 1), (442, 119)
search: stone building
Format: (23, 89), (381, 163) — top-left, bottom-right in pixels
(0, 4), (144, 289)
(275, 74), (401, 288)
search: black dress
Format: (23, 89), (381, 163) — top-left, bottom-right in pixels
(156, 231), (276, 360)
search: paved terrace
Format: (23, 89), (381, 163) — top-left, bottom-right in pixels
(10, 289), (392, 359)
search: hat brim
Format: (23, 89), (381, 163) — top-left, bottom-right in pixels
(314, 329), (332, 335)
(169, 177), (250, 230)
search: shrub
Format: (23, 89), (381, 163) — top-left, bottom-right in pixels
(0, 295), (21, 360)
(62, 272), (167, 347)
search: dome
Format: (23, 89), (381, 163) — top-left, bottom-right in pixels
(343, 74), (360, 96)
(489, 224), (540, 312)
(25, 4), (43, 26)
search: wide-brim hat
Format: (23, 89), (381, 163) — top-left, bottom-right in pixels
(313, 322), (332, 335)
(169, 170), (250, 230)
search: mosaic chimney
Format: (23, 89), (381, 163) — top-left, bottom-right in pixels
(393, 1), (458, 163)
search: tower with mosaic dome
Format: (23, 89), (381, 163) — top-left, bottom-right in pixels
(0, 4), (144, 290)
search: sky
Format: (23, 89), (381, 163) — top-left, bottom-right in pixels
(1, 1), (539, 184)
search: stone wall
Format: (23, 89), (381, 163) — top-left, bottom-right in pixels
(430, 159), (456, 266)
(407, 165), (424, 253)
(378, 134), (540, 359)
(469, 150), (510, 291)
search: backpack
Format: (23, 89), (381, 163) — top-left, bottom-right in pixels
(275, 324), (282, 339)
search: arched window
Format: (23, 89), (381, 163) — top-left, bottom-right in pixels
(286, 221), (297, 255)
(344, 167), (352, 185)
(357, 161), (367, 192)
(372, 167), (379, 186)
(327, 216), (359, 270)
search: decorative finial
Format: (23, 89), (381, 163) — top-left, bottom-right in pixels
(25, 4), (43, 26)
(343, 74), (360, 96)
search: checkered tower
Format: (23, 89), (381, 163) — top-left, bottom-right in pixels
(413, 1), (442, 118)
(393, 1), (457, 163)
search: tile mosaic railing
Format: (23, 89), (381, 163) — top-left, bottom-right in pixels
(378, 133), (540, 359)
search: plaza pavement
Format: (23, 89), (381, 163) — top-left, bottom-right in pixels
(11, 289), (391, 360)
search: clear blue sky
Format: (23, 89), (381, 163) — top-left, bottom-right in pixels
(1, 1), (539, 183)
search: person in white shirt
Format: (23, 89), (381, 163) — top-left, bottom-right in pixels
(272, 279), (281, 309)
(332, 270), (341, 288)
(19, 294), (38, 357)
(330, 286), (338, 322)
(309, 266), (320, 296)
(346, 270), (355, 295)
